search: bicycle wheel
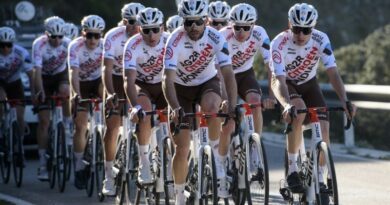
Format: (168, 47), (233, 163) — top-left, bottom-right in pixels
(48, 126), (56, 189)
(0, 126), (11, 184)
(248, 134), (269, 204)
(85, 131), (94, 197)
(65, 143), (72, 181)
(95, 130), (105, 199)
(231, 144), (250, 205)
(199, 147), (218, 205)
(127, 134), (139, 204)
(12, 122), (23, 187)
(317, 142), (338, 205)
(56, 123), (67, 192)
(162, 137), (174, 205)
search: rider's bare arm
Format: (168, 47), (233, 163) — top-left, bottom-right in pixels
(271, 75), (291, 108)
(326, 67), (348, 103)
(220, 64), (237, 112)
(102, 58), (115, 95)
(123, 69), (138, 107)
(162, 69), (180, 110)
(26, 69), (35, 97)
(69, 67), (80, 96)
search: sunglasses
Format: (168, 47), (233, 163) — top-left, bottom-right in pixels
(0, 42), (13, 48)
(211, 21), (228, 27)
(49, 35), (64, 39)
(184, 18), (204, 27)
(126, 19), (137, 25)
(142, 27), (161, 35)
(233, 25), (251, 32)
(85, 32), (101, 39)
(291, 26), (312, 35)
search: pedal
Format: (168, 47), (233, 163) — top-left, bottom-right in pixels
(279, 187), (292, 201)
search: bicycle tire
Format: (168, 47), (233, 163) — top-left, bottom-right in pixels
(48, 126), (56, 189)
(65, 144), (72, 181)
(199, 147), (218, 205)
(162, 137), (174, 205)
(12, 122), (23, 187)
(127, 134), (139, 204)
(317, 142), (338, 205)
(0, 124), (11, 184)
(85, 131), (94, 197)
(248, 134), (269, 204)
(95, 130), (105, 199)
(56, 123), (67, 192)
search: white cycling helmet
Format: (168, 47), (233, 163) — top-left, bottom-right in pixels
(288, 3), (318, 28)
(81, 15), (105, 32)
(230, 3), (257, 24)
(137, 7), (164, 28)
(166, 15), (183, 32)
(64, 23), (79, 39)
(121, 3), (145, 19)
(178, 0), (209, 19)
(0, 27), (16, 42)
(44, 16), (66, 35)
(209, 1), (230, 21)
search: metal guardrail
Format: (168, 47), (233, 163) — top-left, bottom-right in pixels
(259, 80), (390, 147)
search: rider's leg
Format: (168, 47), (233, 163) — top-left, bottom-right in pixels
(136, 94), (153, 183)
(58, 83), (72, 130)
(73, 109), (88, 171)
(245, 92), (263, 135)
(172, 128), (190, 204)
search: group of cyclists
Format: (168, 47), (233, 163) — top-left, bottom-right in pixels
(0, 0), (356, 204)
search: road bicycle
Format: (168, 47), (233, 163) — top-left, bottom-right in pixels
(74, 97), (105, 198)
(0, 99), (25, 187)
(280, 107), (351, 205)
(227, 102), (269, 205)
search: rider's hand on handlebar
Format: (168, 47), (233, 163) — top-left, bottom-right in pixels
(170, 106), (183, 125)
(33, 90), (46, 105)
(282, 104), (296, 124)
(344, 101), (357, 120)
(129, 105), (145, 123)
(263, 98), (277, 110)
(220, 100), (229, 113)
(105, 93), (117, 109)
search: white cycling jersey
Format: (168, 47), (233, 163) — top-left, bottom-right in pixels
(32, 35), (70, 75)
(68, 36), (103, 81)
(164, 26), (231, 86)
(103, 26), (130, 76)
(123, 32), (169, 84)
(270, 29), (337, 85)
(219, 25), (270, 74)
(0, 44), (32, 83)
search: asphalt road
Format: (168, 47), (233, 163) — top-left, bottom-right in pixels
(1, 140), (389, 205)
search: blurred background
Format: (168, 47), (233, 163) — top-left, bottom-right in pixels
(1, 0), (389, 151)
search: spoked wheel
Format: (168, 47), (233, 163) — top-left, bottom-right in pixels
(162, 137), (174, 205)
(65, 143), (72, 181)
(232, 150), (251, 205)
(56, 123), (68, 192)
(199, 148), (218, 205)
(85, 131), (94, 197)
(248, 134), (269, 204)
(0, 126), (11, 184)
(144, 186), (160, 205)
(12, 122), (23, 187)
(48, 127), (56, 189)
(127, 135), (139, 204)
(95, 130), (105, 199)
(317, 142), (338, 205)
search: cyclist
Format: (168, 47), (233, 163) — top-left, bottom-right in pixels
(270, 3), (356, 194)
(208, 1), (230, 31)
(0, 27), (35, 166)
(217, 3), (275, 196)
(166, 15), (183, 33)
(123, 7), (168, 185)
(101, 2), (145, 196)
(162, 0), (237, 203)
(64, 22), (79, 40)
(32, 16), (71, 181)
(68, 15), (105, 189)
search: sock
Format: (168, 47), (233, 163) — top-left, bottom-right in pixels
(174, 183), (185, 205)
(38, 149), (47, 167)
(319, 165), (326, 183)
(209, 139), (220, 159)
(288, 153), (299, 175)
(74, 152), (85, 171)
(105, 161), (113, 179)
(138, 145), (150, 167)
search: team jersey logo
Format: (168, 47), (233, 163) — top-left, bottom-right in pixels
(272, 50), (282, 64)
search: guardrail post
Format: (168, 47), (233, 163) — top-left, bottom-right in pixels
(344, 114), (355, 147)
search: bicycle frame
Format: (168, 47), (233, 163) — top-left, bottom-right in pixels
(1, 100), (19, 167)
(50, 96), (65, 169)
